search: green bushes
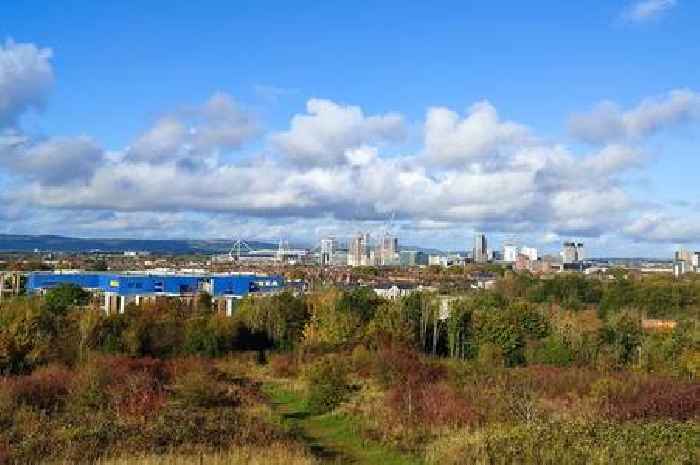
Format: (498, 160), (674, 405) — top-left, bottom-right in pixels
(305, 356), (350, 414)
(43, 283), (90, 316)
(526, 335), (573, 366)
(426, 421), (700, 465)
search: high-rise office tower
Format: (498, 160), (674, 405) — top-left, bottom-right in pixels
(348, 233), (372, 266)
(378, 233), (399, 265)
(473, 233), (488, 263)
(320, 236), (338, 266)
(561, 242), (584, 264)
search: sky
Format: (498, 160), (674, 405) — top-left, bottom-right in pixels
(0, 0), (699, 257)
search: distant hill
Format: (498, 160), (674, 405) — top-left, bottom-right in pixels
(0, 234), (278, 254)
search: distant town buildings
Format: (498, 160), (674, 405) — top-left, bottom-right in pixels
(320, 236), (338, 266)
(377, 233), (400, 266)
(429, 254), (465, 267)
(473, 233), (488, 263)
(674, 248), (700, 276)
(400, 250), (428, 266)
(561, 242), (585, 264)
(372, 283), (435, 299)
(503, 243), (519, 263)
(521, 246), (538, 262)
(348, 233), (371, 267)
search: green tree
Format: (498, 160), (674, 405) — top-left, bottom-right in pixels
(43, 284), (90, 316)
(305, 356), (350, 414)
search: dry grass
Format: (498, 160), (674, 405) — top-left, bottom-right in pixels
(92, 442), (317, 465)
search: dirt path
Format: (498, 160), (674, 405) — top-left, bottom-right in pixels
(266, 383), (423, 465)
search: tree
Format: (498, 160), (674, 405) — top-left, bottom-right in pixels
(237, 292), (308, 350)
(446, 299), (474, 359)
(303, 289), (361, 348)
(305, 356), (350, 414)
(195, 291), (213, 314)
(43, 284), (90, 316)
(366, 301), (415, 347)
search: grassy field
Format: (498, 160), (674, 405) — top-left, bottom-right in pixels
(265, 382), (423, 465)
(90, 443), (316, 465)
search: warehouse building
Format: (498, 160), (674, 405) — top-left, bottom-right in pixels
(26, 271), (286, 315)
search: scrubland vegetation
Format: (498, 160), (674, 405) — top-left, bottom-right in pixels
(0, 271), (698, 463)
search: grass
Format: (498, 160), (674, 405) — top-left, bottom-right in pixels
(265, 381), (424, 465)
(87, 443), (317, 465)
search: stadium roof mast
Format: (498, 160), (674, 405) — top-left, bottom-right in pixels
(229, 239), (252, 261)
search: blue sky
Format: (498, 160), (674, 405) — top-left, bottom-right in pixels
(1, 0), (699, 256)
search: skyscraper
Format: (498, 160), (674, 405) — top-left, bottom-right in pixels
(503, 243), (519, 262)
(561, 242), (584, 264)
(348, 233), (372, 266)
(378, 233), (399, 266)
(320, 236), (338, 266)
(473, 233), (488, 263)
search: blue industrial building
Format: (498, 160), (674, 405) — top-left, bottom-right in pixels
(27, 271), (286, 314)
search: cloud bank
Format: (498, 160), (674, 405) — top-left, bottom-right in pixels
(1, 39), (700, 253)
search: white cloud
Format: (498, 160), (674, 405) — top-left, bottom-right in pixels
(624, 212), (700, 243)
(1, 133), (103, 185)
(271, 98), (405, 166)
(0, 39), (53, 127)
(623, 0), (677, 22)
(424, 101), (530, 166)
(14, 135), (640, 245)
(127, 92), (257, 165)
(569, 89), (700, 143)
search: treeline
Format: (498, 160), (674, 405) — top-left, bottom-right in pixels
(1, 273), (699, 377)
(499, 271), (700, 319)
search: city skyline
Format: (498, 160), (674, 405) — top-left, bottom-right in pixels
(1, 1), (700, 257)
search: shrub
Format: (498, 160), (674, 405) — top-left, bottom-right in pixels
(476, 342), (505, 368)
(305, 356), (350, 414)
(616, 379), (698, 422)
(426, 421), (700, 465)
(408, 382), (475, 428)
(269, 353), (298, 378)
(376, 346), (450, 423)
(526, 336), (573, 366)
(0, 381), (15, 428)
(350, 344), (374, 377)
(11, 364), (73, 412)
(170, 361), (236, 408)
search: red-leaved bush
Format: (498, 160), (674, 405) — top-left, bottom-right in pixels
(0, 441), (9, 465)
(406, 382), (475, 427)
(609, 378), (700, 421)
(515, 365), (601, 398)
(10, 364), (73, 412)
(378, 346), (474, 426)
(269, 353), (298, 378)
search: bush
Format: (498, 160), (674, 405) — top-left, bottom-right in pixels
(405, 382), (475, 428)
(10, 364), (73, 412)
(350, 344), (374, 377)
(269, 353), (298, 378)
(0, 381), (15, 428)
(591, 376), (700, 422)
(170, 360), (237, 408)
(426, 421), (700, 465)
(305, 356), (350, 414)
(526, 336), (573, 366)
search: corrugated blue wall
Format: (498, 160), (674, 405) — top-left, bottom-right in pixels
(27, 272), (286, 297)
